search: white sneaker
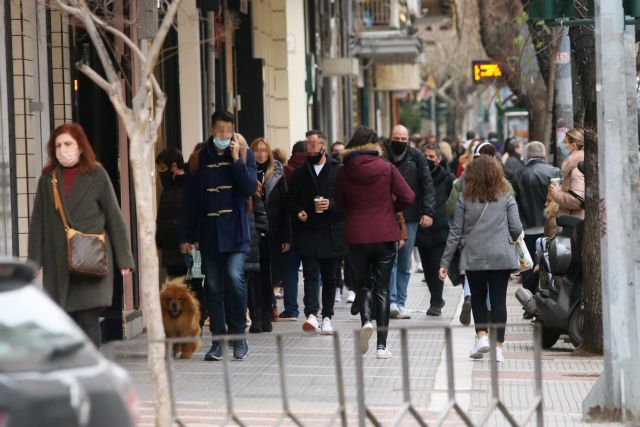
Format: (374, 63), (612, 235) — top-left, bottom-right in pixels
(376, 345), (392, 359)
(397, 305), (412, 319)
(390, 303), (400, 318)
(346, 290), (356, 303)
(360, 322), (374, 354)
(469, 335), (491, 359)
(334, 288), (341, 302)
(496, 346), (504, 362)
(320, 317), (334, 335)
(302, 314), (319, 332)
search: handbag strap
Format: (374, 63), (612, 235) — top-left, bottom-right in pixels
(51, 172), (70, 231)
(466, 202), (489, 240)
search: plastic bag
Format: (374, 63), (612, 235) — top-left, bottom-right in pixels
(516, 232), (533, 272)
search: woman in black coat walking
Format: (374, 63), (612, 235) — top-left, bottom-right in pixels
(248, 138), (291, 332)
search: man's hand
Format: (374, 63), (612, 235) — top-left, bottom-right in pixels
(298, 211), (308, 222)
(398, 240), (406, 249)
(549, 182), (559, 193)
(420, 215), (434, 228)
(281, 243), (291, 253)
(230, 138), (240, 161)
(180, 243), (192, 254)
(438, 267), (448, 281)
(318, 199), (330, 212)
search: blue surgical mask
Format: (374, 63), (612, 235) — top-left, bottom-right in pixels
(213, 137), (231, 150)
(560, 143), (571, 158)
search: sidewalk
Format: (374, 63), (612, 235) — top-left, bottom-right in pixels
(102, 271), (609, 426)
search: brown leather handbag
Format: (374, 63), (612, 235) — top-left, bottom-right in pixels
(51, 173), (108, 277)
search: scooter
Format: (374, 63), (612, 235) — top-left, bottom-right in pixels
(516, 215), (584, 348)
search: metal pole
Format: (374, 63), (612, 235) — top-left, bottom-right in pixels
(354, 330), (367, 427)
(430, 91), (436, 136)
(533, 324), (544, 427)
(206, 11), (217, 116)
(583, 0), (640, 421)
(332, 333), (348, 427)
(554, 28), (573, 165)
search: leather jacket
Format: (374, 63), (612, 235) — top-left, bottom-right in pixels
(513, 158), (561, 230)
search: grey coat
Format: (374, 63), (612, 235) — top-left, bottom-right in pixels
(28, 165), (135, 312)
(441, 193), (523, 272)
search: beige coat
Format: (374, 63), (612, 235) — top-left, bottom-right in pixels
(552, 150), (585, 219)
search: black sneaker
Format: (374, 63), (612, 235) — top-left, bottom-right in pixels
(459, 296), (472, 326)
(427, 299), (446, 316)
(233, 339), (249, 360)
(204, 342), (223, 361)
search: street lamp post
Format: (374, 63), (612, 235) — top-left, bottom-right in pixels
(583, 0), (640, 422)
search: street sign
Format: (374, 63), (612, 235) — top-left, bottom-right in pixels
(472, 61), (503, 84)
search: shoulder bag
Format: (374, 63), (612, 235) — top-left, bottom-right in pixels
(448, 202), (488, 286)
(51, 173), (108, 277)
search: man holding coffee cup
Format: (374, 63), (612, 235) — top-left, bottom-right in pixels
(286, 130), (345, 335)
(512, 141), (560, 297)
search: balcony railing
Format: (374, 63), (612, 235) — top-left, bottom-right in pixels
(354, 0), (401, 32)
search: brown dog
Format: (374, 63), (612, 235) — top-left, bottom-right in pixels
(160, 279), (202, 359)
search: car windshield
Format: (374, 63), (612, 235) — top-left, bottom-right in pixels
(0, 286), (93, 372)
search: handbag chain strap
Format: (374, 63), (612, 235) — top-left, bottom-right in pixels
(51, 173), (70, 232)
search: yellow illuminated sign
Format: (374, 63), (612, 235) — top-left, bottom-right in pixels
(472, 61), (503, 84)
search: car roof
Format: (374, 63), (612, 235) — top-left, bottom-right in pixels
(0, 258), (37, 292)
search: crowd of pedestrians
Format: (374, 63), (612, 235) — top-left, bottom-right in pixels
(28, 114), (588, 363)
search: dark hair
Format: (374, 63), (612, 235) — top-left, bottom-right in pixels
(332, 141), (345, 148)
(292, 140), (307, 154)
(462, 155), (509, 203)
(466, 130), (476, 140)
(473, 141), (497, 158)
(442, 136), (452, 144)
(211, 110), (235, 127)
(423, 142), (441, 158)
(305, 129), (322, 137)
(488, 131), (499, 140)
(43, 123), (100, 174)
(505, 138), (519, 156)
(156, 147), (185, 170)
(347, 126), (378, 148)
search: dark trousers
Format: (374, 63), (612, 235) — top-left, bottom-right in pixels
(301, 255), (340, 319)
(335, 258), (346, 291)
(282, 247), (301, 317)
(522, 233), (542, 292)
(248, 239), (274, 315)
(348, 242), (396, 348)
(417, 243), (446, 307)
(466, 270), (511, 343)
(69, 308), (102, 348)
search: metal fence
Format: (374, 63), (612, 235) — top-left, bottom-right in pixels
(158, 322), (543, 427)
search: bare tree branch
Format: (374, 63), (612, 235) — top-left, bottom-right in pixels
(85, 6), (147, 64)
(143, 0), (183, 83)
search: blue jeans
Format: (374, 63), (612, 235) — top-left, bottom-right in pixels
(201, 250), (248, 337)
(282, 247), (301, 317)
(390, 222), (418, 306)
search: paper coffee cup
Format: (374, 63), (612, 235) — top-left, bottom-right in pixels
(550, 177), (561, 185)
(314, 196), (324, 214)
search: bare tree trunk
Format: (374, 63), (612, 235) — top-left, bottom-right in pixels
(570, 20), (603, 355)
(543, 31), (562, 153)
(129, 134), (172, 425)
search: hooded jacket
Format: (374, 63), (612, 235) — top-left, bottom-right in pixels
(335, 143), (415, 245)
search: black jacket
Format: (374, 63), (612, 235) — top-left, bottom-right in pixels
(513, 158), (561, 230)
(245, 194), (269, 273)
(260, 160), (290, 282)
(415, 166), (454, 248)
(156, 175), (186, 269)
(285, 157), (346, 259)
(504, 154), (525, 184)
(384, 143), (436, 223)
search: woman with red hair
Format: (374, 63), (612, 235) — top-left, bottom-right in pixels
(28, 123), (135, 347)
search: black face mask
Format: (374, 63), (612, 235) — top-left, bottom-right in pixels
(159, 171), (173, 188)
(390, 140), (407, 156)
(308, 148), (325, 164)
(426, 159), (439, 173)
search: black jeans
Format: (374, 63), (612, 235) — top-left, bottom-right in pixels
(248, 237), (273, 316)
(69, 308), (102, 348)
(301, 255), (340, 319)
(466, 270), (511, 342)
(521, 233), (542, 292)
(348, 242), (396, 348)
(417, 243), (446, 307)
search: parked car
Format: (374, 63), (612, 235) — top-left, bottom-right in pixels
(0, 258), (138, 427)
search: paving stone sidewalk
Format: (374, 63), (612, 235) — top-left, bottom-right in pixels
(103, 272), (613, 426)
